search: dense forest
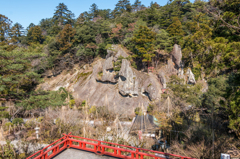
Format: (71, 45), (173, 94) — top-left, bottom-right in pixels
(0, 0), (240, 158)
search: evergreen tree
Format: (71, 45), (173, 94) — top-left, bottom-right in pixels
(114, 0), (132, 16)
(0, 14), (12, 45)
(16, 88), (71, 110)
(166, 17), (185, 43)
(132, 0), (142, 12)
(207, 0), (240, 35)
(39, 18), (58, 35)
(56, 24), (76, 53)
(26, 23), (35, 31)
(89, 3), (99, 19)
(167, 17), (185, 37)
(12, 23), (23, 37)
(155, 29), (173, 52)
(9, 23), (24, 43)
(0, 49), (43, 100)
(132, 26), (156, 67)
(98, 9), (111, 19)
(27, 26), (44, 44)
(53, 3), (75, 26)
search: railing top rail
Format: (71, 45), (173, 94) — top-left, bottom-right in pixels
(27, 133), (196, 159)
(27, 135), (67, 159)
(69, 135), (193, 159)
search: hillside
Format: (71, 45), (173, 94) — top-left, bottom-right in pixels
(0, 0), (240, 158)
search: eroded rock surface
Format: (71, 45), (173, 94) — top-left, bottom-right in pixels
(171, 44), (182, 69)
(106, 45), (128, 61)
(101, 56), (117, 83)
(158, 71), (166, 89)
(142, 73), (162, 101)
(118, 59), (139, 96)
(186, 68), (196, 84)
(38, 44), (199, 116)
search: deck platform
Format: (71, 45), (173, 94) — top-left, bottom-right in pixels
(53, 148), (120, 159)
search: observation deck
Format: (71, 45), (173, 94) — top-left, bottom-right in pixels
(27, 133), (195, 159)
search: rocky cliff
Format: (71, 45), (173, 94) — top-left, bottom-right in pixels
(38, 44), (199, 116)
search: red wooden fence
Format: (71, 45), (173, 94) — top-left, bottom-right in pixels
(27, 133), (195, 159)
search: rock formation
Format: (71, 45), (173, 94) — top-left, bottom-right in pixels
(171, 44), (182, 69)
(186, 68), (196, 84)
(118, 59), (139, 96)
(37, 44), (198, 116)
(158, 71), (167, 89)
(142, 73), (162, 101)
(101, 56), (117, 83)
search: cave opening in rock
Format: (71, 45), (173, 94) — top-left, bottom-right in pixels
(142, 91), (151, 101)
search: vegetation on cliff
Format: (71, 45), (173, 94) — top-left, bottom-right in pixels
(0, 0), (240, 158)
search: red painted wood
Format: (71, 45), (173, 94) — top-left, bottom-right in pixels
(27, 133), (196, 159)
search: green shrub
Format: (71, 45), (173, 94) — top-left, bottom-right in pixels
(12, 118), (24, 125)
(0, 111), (10, 119)
(134, 107), (142, 115)
(89, 106), (97, 114)
(4, 122), (13, 128)
(81, 100), (86, 107)
(69, 99), (75, 109)
(147, 104), (154, 114)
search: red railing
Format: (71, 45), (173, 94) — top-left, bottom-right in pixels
(27, 133), (196, 159)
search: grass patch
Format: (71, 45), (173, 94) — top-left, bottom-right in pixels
(76, 71), (92, 81)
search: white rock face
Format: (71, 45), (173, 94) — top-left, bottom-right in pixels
(118, 59), (139, 96)
(186, 68), (196, 84)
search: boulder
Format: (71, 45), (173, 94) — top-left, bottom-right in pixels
(142, 73), (162, 101)
(158, 71), (167, 89)
(171, 44), (182, 69)
(118, 59), (139, 96)
(166, 58), (178, 75)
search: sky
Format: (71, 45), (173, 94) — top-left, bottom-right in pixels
(0, 0), (191, 29)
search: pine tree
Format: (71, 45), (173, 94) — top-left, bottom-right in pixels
(9, 23), (24, 43)
(155, 29), (173, 52)
(12, 23), (23, 37)
(0, 49), (43, 100)
(132, 0), (142, 12)
(166, 17), (185, 43)
(56, 24), (76, 53)
(167, 17), (185, 37)
(53, 3), (75, 26)
(26, 23), (35, 31)
(0, 14), (12, 45)
(27, 26), (44, 44)
(132, 26), (156, 67)
(114, 0), (132, 16)
(89, 3), (99, 19)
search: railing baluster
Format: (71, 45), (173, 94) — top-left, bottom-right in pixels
(136, 149), (139, 158)
(131, 152), (134, 158)
(27, 134), (196, 159)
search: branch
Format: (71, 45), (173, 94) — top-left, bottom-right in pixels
(205, 6), (240, 33)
